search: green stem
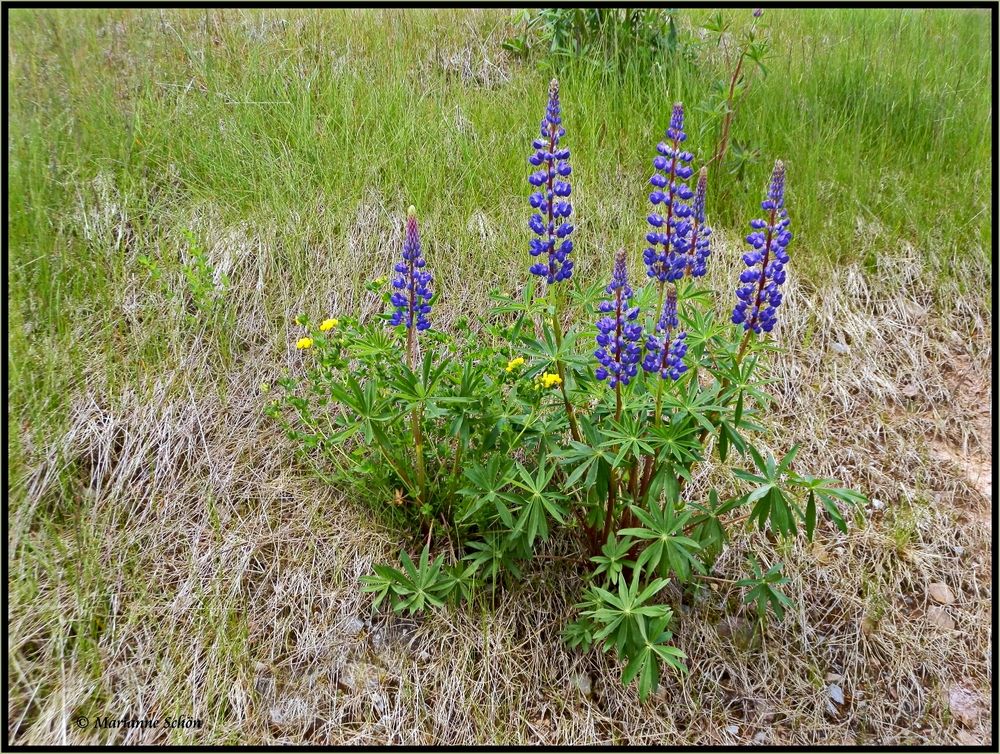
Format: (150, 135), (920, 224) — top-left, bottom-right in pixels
(412, 407), (426, 503)
(376, 437), (415, 493)
(551, 293), (581, 442)
(408, 328), (426, 505)
(602, 465), (618, 546)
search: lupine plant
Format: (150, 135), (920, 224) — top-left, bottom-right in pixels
(269, 78), (866, 701)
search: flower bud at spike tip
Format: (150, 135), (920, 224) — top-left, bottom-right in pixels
(407, 205), (416, 217)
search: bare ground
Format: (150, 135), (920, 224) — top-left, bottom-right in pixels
(7, 196), (993, 745)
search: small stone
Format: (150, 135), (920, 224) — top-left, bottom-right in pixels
(927, 606), (955, 631)
(952, 545), (965, 557)
(900, 384), (920, 398)
(571, 672), (593, 698)
(830, 341), (850, 354)
(825, 672), (843, 683)
(928, 582), (956, 605)
(828, 684), (845, 705)
(870, 498), (885, 511)
(343, 617), (366, 636)
(725, 725), (739, 736)
(753, 730), (768, 744)
(947, 685), (981, 727)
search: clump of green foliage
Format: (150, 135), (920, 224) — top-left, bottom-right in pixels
(270, 84), (866, 702)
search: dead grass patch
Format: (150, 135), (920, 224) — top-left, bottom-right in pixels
(7, 205), (992, 745)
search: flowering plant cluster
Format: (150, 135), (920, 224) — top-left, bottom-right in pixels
(269, 80), (866, 701)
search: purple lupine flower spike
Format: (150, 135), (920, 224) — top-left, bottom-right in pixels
(732, 160), (792, 334)
(685, 167), (713, 277)
(389, 206), (433, 331)
(528, 78), (574, 285)
(753, 8), (764, 18)
(645, 103), (695, 284)
(594, 250), (643, 388)
(642, 287), (688, 381)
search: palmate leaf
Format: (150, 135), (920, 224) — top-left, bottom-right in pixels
(566, 279), (608, 310)
(688, 489), (729, 561)
(363, 545), (452, 615)
(736, 558), (795, 623)
(620, 614), (688, 701)
(464, 534), (523, 581)
(348, 324), (397, 361)
(446, 357), (485, 438)
(388, 351), (453, 408)
(660, 376), (725, 436)
(508, 457), (568, 549)
(619, 500), (705, 583)
(457, 456), (517, 526)
(678, 301), (728, 354)
(552, 438), (613, 489)
(646, 417), (703, 466)
(522, 323), (588, 371)
(590, 534), (635, 585)
(600, 413), (655, 467)
(786, 472), (868, 536)
(584, 573), (673, 657)
(733, 444), (814, 538)
(562, 617), (595, 652)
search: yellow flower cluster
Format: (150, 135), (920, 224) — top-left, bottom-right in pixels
(320, 318), (339, 331)
(535, 372), (563, 389)
(505, 357), (526, 373)
(296, 337), (313, 350)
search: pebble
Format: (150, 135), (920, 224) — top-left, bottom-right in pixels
(343, 617), (366, 636)
(828, 684), (845, 705)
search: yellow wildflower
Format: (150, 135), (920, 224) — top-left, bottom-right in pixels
(320, 318), (339, 331)
(296, 337), (313, 350)
(536, 372), (563, 389)
(505, 356), (526, 373)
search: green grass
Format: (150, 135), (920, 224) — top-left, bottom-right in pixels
(6, 8), (993, 745)
(6, 8), (991, 432)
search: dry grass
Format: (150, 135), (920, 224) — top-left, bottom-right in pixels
(8, 192), (992, 744)
(6, 8), (992, 746)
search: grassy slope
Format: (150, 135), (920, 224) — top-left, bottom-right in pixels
(6, 8), (993, 745)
